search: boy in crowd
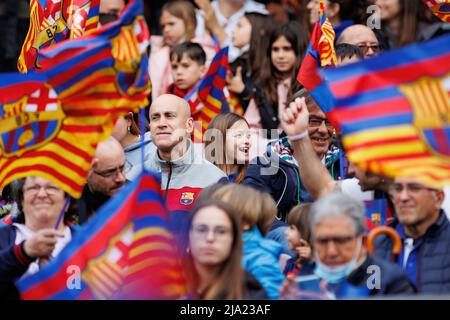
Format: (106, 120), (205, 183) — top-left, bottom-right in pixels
(167, 42), (207, 115)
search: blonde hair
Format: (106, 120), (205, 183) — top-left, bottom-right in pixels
(211, 184), (276, 236)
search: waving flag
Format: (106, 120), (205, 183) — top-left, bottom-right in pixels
(17, 170), (187, 300)
(297, 0), (336, 112)
(322, 34), (450, 188)
(0, 0), (151, 198)
(18, 0), (100, 73)
(422, 0), (450, 22)
(185, 46), (229, 141)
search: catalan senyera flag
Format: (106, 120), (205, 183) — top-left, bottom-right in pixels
(422, 0), (450, 22)
(0, 0), (151, 198)
(297, 0), (336, 112)
(18, 0), (100, 73)
(16, 170), (187, 300)
(322, 34), (450, 188)
(185, 46), (229, 141)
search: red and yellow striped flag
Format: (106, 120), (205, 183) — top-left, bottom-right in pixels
(1, 0), (150, 198)
(18, 0), (100, 73)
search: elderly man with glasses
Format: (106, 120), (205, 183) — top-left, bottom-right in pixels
(374, 177), (450, 294)
(281, 192), (414, 298)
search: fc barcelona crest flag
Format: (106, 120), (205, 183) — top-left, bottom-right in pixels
(18, 0), (100, 73)
(322, 34), (450, 188)
(17, 170), (187, 299)
(0, 0), (151, 198)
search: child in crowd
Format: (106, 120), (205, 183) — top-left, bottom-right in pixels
(205, 113), (252, 183)
(335, 42), (364, 65)
(283, 204), (315, 276)
(244, 21), (308, 139)
(149, 0), (215, 101)
(167, 42), (207, 102)
(226, 12), (275, 111)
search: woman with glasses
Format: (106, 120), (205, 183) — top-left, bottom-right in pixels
(0, 176), (74, 299)
(184, 200), (267, 299)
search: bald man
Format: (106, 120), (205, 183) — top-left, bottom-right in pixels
(78, 137), (126, 222)
(337, 24), (381, 58)
(129, 94), (226, 212)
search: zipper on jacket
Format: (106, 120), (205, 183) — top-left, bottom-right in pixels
(163, 161), (173, 204)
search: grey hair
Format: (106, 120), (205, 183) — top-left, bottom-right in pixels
(310, 192), (366, 236)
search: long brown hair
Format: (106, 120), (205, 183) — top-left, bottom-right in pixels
(184, 200), (244, 300)
(245, 12), (276, 82)
(205, 113), (250, 184)
(161, 0), (197, 41)
(397, 0), (420, 47)
(257, 22), (308, 112)
(380, 0), (420, 47)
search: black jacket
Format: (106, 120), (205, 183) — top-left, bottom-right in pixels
(243, 140), (341, 221)
(251, 83), (279, 138)
(0, 225), (35, 299)
(347, 254), (416, 296)
(374, 210), (450, 294)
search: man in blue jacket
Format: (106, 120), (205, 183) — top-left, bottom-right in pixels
(374, 177), (450, 294)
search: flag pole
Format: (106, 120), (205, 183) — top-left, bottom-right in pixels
(54, 196), (71, 229)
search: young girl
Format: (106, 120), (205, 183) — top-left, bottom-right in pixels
(227, 12), (275, 111)
(244, 22), (308, 138)
(149, 0), (215, 100)
(283, 203), (315, 276)
(205, 113), (252, 183)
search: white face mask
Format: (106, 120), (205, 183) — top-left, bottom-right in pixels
(314, 237), (363, 284)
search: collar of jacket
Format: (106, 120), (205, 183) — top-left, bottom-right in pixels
(124, 131), (153, 153)
(395, 209), (448, 240)
(155, 139), (196, 174)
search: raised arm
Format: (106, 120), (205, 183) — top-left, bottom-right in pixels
(194, 0), (228, 46)
(281, 98), (337, 199)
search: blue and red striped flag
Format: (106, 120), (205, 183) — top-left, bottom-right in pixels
(185, 46), (229, 141)
(0, 0), (151, 198)
(297, 0), (336, 112)
(16, 170), (187, 300)
(322, 34), (450, 188)
(18, 0), (100, 73)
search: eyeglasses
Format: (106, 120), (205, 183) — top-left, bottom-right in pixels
(191, 224), (231, 240)
(93, 165), (125, 178)
(388, 183), (437, 197)
(357, 43), (381, 55)
(308, 115), (334, 130)
(313, 235), (356, 249)
(23, 184), (61, 196)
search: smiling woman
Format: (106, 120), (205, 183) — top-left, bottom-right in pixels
(0, 176), (73, 299)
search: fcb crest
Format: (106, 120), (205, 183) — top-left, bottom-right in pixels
(180, 192), (195, 206)
(0, 83), (65, 158)
(400, 74), (450, 159)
